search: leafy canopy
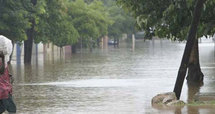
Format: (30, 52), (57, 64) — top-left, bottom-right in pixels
(0, 0), (30, 41)
(117, 0), (215, 40)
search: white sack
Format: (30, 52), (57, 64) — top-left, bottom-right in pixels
(0, 35), (13, 64)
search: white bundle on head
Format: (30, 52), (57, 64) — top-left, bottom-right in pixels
(0, 35), (13, 66)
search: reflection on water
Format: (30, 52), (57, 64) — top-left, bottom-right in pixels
(10, 40), (215, 114)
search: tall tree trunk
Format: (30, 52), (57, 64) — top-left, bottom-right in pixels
(186, 39), (204, 82)
(71, 44), (77, 54)
(117, 38), (119, 48)
(187, 81), (203, 103)
(173, 0), (206, 99)
(24, 0), (37, 64)
(60, 47), (63, 58)
(24, 28), (34, 64)
(89, 37), (93, 52)
(97, 38), (100, 47)
(114, 38), (117, 48)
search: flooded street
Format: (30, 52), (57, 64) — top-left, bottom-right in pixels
(11, 39), (215, 114)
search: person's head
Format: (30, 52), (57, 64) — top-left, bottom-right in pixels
(0, 51), (5, 75)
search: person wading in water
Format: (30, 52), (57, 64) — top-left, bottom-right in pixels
(0, 51), (16, 113)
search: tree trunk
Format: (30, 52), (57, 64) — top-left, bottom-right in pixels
(114, 38), (117, 48)
(71, 44), (77, 54)
(24, 0), (37, 64)
(60, 47), (63, 57)
(97, 38), (100, 47)
(117, 38), (119, 48)
(173, 0), (206, 99)
(89, 37), (93, 52)
(24, 29), (34, 64)
(186, 39), (204, 82)
(187, 81), (203, 103)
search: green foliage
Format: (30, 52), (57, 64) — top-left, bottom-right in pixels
(106, 0), (136, 39)
(0, 0), (31, 41)
(89, 0), (112, 36)
(0, 0), (135, 48)
(78, 0), (136, 40)
(26, 0), (49, 43)
(117, 0), (215, 40)
(199, 0), (215, 37)
(35, 0), (79, 47)
(67, 0), (111, 48)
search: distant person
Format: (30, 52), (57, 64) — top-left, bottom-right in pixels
(0, 51), (16, 114)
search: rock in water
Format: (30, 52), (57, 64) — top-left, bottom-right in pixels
(166, 100), (185, 106)
(162, 93), (177, 104)
(152, 92), (185, 107)
(152, 92), (177, 105)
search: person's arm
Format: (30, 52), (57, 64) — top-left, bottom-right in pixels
(0, 51), (5, 75)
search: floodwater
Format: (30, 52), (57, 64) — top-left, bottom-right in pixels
(10, 39), (215, 114)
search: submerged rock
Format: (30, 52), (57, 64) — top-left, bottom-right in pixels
(162, 93), (177, 104)
(152, 92), (177, 105)
(166, 100), (185, 106)
(152, 92), (185, 107)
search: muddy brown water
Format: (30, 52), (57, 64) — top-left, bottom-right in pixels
(10, 39), (215, 114)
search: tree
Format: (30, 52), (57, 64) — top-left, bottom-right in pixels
(23, 0), (80, 63)
(117, 0), (171, 39)
(67, 0), (111, 51)
(37, 0), (79, 48)
(117, 0), (211, 99)
(116, 0), (215, 83)
(173, 0), (206, 99)
(83, 0), (136, 47)
(0, 0), (31, 63)
(89, 0), (111, 36)
(106, 0), (136, 43)
(0, 0), (30, 41)
(22, 0), (47, 64)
